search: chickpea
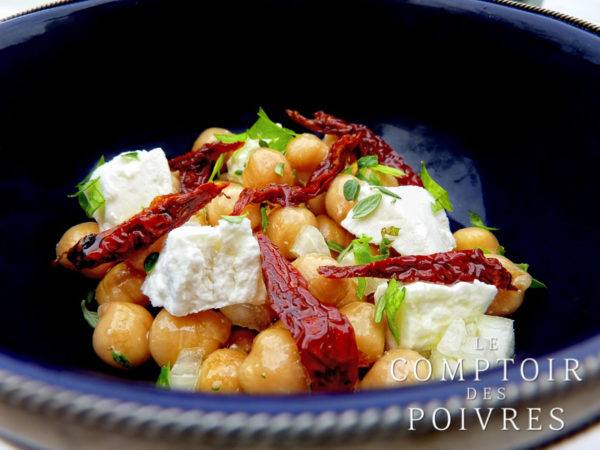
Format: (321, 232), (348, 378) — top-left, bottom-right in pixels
(226, 327), (257, 354)
(239, 327), (310, 394)
(55, 222), (113, 278)
(316, 214), (354, 249)
(359, 348), (429, 390)
(292, 253), (352, 307)
(453, 227), (500, 253)
(266, 206), (318, 259)
(242, 148), (295, 188)
(325, 174), (359, 224)
(220, 303), (274, 331)
(95, 262), (149, 306)
(92, 302), (154, 369)
(206, 182), (261, 229)
(323, 134), (338, 148)
(149, 309), (231, 367)
(192, 127), (232, 151)
(196, 348), (246, 393)
(307, 192), (327, 216)
(485, 254), (532, 316)
(340, 302), (385, 366)
(127, 234), (167, 274)
(285, 133), (329, 173)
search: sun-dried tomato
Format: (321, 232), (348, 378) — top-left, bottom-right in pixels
(287, 109), (423, 187)
(257, 233), (359, 392)
(64, 183), (227, 270)
(169, 141), (244, 192)
(317, 249), (514, 290)
(232, 134), (360, 215)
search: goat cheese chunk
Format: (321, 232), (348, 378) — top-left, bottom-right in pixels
(374, 280), (497, 354)
(142, 218), (267, 316)
(341, 184), (455, 255)
(90, 148), (175, 231)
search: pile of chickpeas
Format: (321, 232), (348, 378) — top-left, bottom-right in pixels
(55, 126), (531, 393)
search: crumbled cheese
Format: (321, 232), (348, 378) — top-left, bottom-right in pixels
(341, 184), (455, 255)
(90, 148), (175, 231)
(142, 218), (267, 316)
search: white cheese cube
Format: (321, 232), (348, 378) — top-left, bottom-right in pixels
(90, 148), (175, 231)
(341, 184), (455, 255)
(142, 218), (267, 316)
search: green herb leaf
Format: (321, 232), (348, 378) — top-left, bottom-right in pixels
(352, 193), (382, 219)
(476, 247), (492, 255)
(497, 245), (506, 255)
(371, 164), (406, 178)
(156, 363), (171, 388)
(372, 185), (401, 199)
(374, 279), (406, 344)
(353, 235), (375, 298)
(215, 132), (249, 143)
(208, 153), (225, 182)
(111, 349), (131, 369)
(468, 211), (499, 231)
(356, 155), (378, 169)
(258, 139), (270, 148)
(274, 162), (285, 176)
(80, 297), (98, 329)
(234, 170), (243, 176)
(343, 179), (360, 201)
(260, 204), (269, 232)
(420, 162), (453, 213)
(144, 252), (159, 274)
(221, 213), (248, 224)
(336, 242), (354, 263)
(212, 385), (221, 391)
(515, 263), (546, 288)
(68, 156), (106, 218)
(121, 151), (140, 161)
(327, 241), (346, 253)
(292, 169), (307, 186)
(515, 263), (529, 271)
(378, 226), (400, 260)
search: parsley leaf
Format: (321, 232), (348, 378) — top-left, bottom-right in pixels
(156, 363), (171, 388)
(420, 162), (453, 213)
(468, 211), (499, 231)
(208, 153), (225, 182)
(121, 151), (140, 161)
(352, 193), (382, 219)
(353, 235), (376, 298)
(221, 213), (248, 224)
(111, 349), (131, 369)
(374, 279), (406, 344)
(144, 252), (159, 274)
(80, 290), (98, 329)
(343, 179), (360, 201)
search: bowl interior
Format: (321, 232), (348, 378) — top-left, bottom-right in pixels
(0, 0), (599, 405)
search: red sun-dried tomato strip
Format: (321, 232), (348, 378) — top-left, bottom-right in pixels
(286, 109), (423, 187)
(169, 141), (244, 192)
(231, 134), (360, 215)
(257, 233), (359, 392)
(64, 183), (227, 270)
(317, 249), (514, 290)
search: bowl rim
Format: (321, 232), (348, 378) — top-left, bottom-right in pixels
(1, 0), (600, 441)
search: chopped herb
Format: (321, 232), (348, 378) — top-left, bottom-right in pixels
(208, 153), (225, 182)
(379, 226), (400, 260)
(356, 155), (378, 170)
(371, 164), (406, 178)
(374, 279), (406, 344)
(352, 193), (382, 219)
(221, 213), (248, 224)
(515, 263), (547, 288)
(355, 155), (405, 180)
(258, 139), (270, 148)
(212, 385), (221, 391)
(382, 226), (400, 236)
(111, 349), (131, 369)
(274, 162), (285, 176)
(420, 162), (453, 213)
(372, 185), (401, 200)
(234, 170), (243, 176)
(336, 242), (354, 263)
(80, 290), (98, 328)
(215, 107), (297, 153)
(468, 211), (499, 231)
(353, 235), (376, 298)
(156, 363), (171, 388)
(343, 179), (360, 201)
(68, 157), (107, 218)
(261, 373), (267, 379)
(497, 245), (506, 255)
(475, 247), (492, 255)
(144, 252), (159, 274)
(342, 167), (354, 175)
(121, 151), (140, 161)
(327, 241), (346, 253)
(292, 169), (307, 186)
(260, 203), (269, 232)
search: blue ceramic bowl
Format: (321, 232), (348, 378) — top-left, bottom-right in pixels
(0, 0), (599, 446)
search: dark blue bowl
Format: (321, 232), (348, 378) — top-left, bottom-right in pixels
(0, 0), (599, 446)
